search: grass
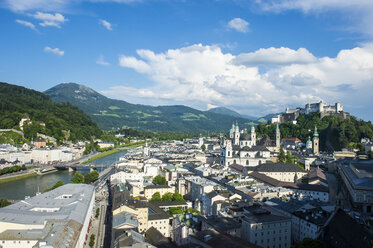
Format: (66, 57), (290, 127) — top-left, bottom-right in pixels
(82, 141), (147, 164)
(0, 172), (38, 185)
(108, 106), (120, 110)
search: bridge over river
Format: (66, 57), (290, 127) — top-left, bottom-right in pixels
(53, 163), (111, 171)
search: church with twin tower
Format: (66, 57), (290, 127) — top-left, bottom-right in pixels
(220, 122), (280, 167)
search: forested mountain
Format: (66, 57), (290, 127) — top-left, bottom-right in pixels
(208, 107), (257, 120)
(0, 82), (101, 143)
(256, 112), (373, 151)
(45, 83), (255, 132)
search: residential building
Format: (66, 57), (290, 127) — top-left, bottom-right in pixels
(241, 205), (291, 248)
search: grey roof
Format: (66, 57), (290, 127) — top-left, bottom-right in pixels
(243, 205), (291, 224)
(340, 160), (373, 189)
(0, 184), (94, 225)
(147, 203), (172, 221)
(144, 185), (171, 189)
(150, 201), (187, 208)
(256, 163), (305, 173)
(113, 212), (138, 229)
(204, 216), (241, 232)
(240, 146), (270, 152)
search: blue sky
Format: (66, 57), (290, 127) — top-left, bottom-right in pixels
(1, 0), (373, 121)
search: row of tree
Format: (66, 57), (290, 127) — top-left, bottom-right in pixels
(150, 192), (184, 202)
(0, 165), (27, 175)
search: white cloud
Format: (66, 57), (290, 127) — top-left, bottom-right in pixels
(96, 55), (110, 66)
(15, 19), (37, 31)
(44, 46), (64, 56)
(256, 0), (373, 36)
(3, 0), (141, 12)
(107, 43), (373, 119)
(99, 19), (112, 31)
(32, 12), (68, 28)
(234, 47), (317, 66)
(227, 18), (249, 33)
(207, 103), (219, 110)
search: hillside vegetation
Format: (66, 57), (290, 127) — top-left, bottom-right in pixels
(256, 113), (373, 151)
(0, 82), (102, 143)
(45, 83), (254, 132)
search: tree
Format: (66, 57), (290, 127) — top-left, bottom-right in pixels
(295, 238), (324, 248)
(185, 208), (201, 215)
(172, 192), (184, 201)
(84, 173), (93, 184)
(162, 192), (173, 201)
(0, 198), (11, 208)
(169, 207), (184, 215)
(95, 208), (100, 218)
(285, 151), (294, 164)
(201, 144), (206, 151)
(368, 151), (373, 159)
(43, 180), (64, 193)
(278, 147), (286, 163)
(71, 172), (84, 184)
(152, 175), (167, 185)
(89, 234), (95, 247)
(150, 192), (161, 202)
(90, 170), (99, 181)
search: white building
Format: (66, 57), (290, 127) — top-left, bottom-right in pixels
(0, 184), (95, 248)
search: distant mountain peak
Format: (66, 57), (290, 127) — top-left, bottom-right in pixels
(45, 83), (257, 132)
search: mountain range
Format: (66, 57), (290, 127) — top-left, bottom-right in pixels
(45, 83), (256, 132)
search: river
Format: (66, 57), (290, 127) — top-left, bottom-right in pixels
(0, 150), (127, 200)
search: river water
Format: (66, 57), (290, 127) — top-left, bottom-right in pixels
(0, 150), (127, 200)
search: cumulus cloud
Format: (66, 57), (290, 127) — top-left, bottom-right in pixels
(44, 46), (64, 56)
(96, 55), (110, 66)
(99, 19), (112, 31)
(227, 18), (249, 33)
(15, 19), (37, 31)
(32, 12), (68, 28)
(234, 47), (317, 66)
(106, 43), (373, 119)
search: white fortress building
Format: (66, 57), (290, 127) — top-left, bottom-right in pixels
(272, 101), (348, 124)
(0, 184), (95, 248)
(220, 122), (272, 167)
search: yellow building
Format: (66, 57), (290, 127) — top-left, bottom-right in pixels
(144, 185), (175, 200)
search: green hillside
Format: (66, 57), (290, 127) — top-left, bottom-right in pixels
(45, 83), (254, 132)
(256, 112), (373, 151)
(0, 82), (102, 143)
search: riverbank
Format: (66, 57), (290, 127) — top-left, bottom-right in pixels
(82, 141), (146, 164)
(0, 172), (38, 185)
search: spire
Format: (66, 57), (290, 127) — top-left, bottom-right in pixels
(251, 125), (255, 132)
(313, 126), (319, 137)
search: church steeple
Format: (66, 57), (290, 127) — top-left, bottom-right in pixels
(275, 123), (281, 149)
(312, 126), (319, 155)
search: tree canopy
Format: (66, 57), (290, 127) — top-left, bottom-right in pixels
(152, 175), (167, 185)
(71, 172), (84, 184)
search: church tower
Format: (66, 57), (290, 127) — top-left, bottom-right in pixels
(275, 123), (281, 150)
(251, 126), (256, 146)
(313, 126), (319, 155)
(234, 121), (240, 146)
